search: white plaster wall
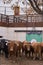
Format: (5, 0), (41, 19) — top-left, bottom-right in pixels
(0, 27), (43, 41)
(0, 27), (26, 41)
(15, 32), (26, 41)
(0, 27), (7, 39)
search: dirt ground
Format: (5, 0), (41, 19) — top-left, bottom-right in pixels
(0, 54), (43, 65)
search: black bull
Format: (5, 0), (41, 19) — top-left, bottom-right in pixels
(0, 41), (5, 53)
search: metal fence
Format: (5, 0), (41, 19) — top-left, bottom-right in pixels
(0, 14), (43, 23)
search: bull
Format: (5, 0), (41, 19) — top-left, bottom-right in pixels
(22, 41), (32, 57)
(8, 40), (23, 57)
(31, 42), (41, 60)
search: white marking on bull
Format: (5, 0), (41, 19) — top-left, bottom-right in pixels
(21, 49), (22, 53)
(10, 47), (13, 51)
(27, 48), (30, 51)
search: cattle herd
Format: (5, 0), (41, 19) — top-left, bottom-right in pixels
(0, 40), (43, 60)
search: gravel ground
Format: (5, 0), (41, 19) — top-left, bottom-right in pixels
(0, 54), (43, 65)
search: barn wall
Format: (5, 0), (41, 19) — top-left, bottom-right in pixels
(0, 27), (43, 41)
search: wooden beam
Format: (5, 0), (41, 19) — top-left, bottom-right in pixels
(0, 22), (43, 27)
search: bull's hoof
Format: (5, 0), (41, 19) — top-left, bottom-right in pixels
(31, 57), (33, 59)
(39, 58), (42, 61)
(33, 57), (39, 60)
(20, 55), (21, 57)
(33, 57), (36, 60)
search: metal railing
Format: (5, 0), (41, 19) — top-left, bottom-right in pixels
(0, 14), (43, 23)
(0, 5), (42, 23)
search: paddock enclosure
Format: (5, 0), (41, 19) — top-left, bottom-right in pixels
(0, 0), (43, 65)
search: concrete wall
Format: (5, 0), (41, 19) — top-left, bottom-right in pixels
(0, 27), (43, 41)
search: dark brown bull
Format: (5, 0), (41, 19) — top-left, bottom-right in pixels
(14, 40), (23, 57)
(22, 41), (31, 57)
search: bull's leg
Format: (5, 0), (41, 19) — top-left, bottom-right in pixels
(31, 51), (34, 58)
(37, 46), (42, 60)
(41, 49), (43, 60)
(16, 49), (19, 57)
(19, 49), (22, 57)
(25, 49), (27, 57)
(28, 51), (31, 58)
(41, 51), (43, 58)
(25, 50), (31, 58)
(0, 49), (1, 54)
(30, 46), (34, 58)
(9, 51), (13, 56)
(16, 51), (18, 57)
(33, 50), (37, 60)
(39, 49), (42, 60)
(16, 52), (18, 57)
(22, 48), (25, 56)
(25, 49), (30, 57)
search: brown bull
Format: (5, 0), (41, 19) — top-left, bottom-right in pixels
(8, 40), (23, 57)
(22, 41), (31, 57)
(40, 42), (43, 59)
(8, 41), (16, 56)
(14, 40), (23, 57)
(31, 42), (41, 60)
